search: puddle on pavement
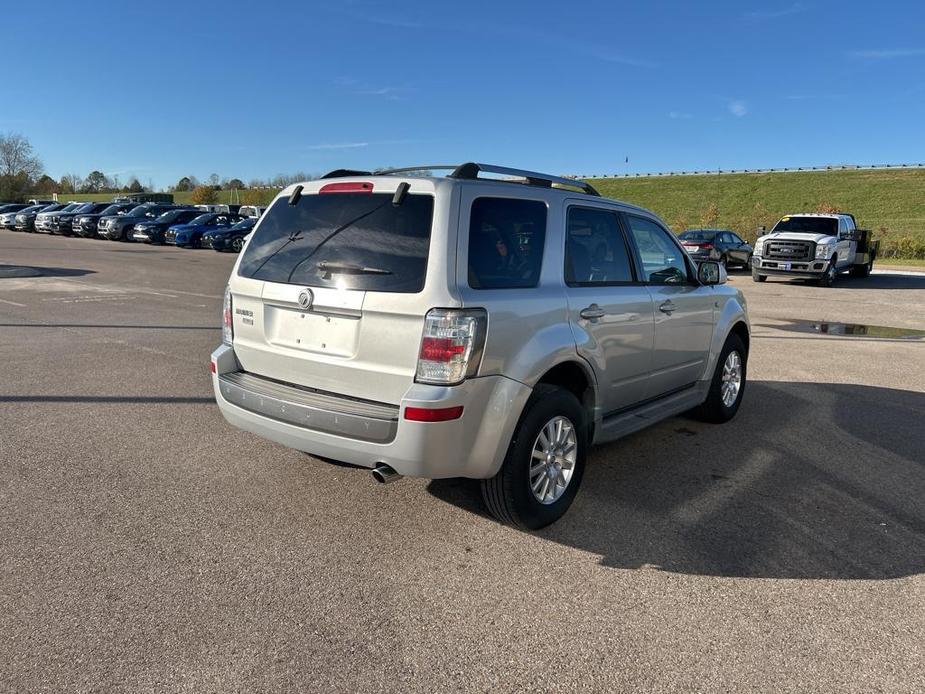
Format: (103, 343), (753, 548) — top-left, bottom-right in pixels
(771, 320), (925, 339)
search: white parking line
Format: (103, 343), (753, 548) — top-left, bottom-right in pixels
(0, 298), (27, 307)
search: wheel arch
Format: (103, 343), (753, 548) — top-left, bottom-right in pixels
(533, 358), (598, 438)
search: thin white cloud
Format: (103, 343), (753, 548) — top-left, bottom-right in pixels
(584, 47), (657, 68)
(728, 100), (748, 117)
(744, 2), (807, 20)
(669, 111), (693, 119)
(784, 93), (846, 100)
(305, 142), (369, 151)
(851, 48), (925, 59)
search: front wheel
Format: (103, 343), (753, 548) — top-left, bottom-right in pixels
(481, 385), (588, 529)
(695, 333), (747, 423)
(231, 236), (244, 252)
(818, 258), (837, 287)
(752, 267), (767, 282)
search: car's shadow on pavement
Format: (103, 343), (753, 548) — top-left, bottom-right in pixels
(751, 273), (925, 290)
(428, 381), (925, 580)
(0, 264), (95, 278)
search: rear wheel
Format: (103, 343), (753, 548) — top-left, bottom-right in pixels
(851, 258), (873, 277)
(695, 333), (747, 423)
(481, 385), (588, 529)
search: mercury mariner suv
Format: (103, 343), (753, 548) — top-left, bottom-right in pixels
(211, 163), (751, 528)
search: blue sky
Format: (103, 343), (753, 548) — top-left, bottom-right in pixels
(2, 0), (924, 188)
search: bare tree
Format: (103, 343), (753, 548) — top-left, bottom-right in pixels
(60, 173), (84, 193)
(0, 132), (43, 179)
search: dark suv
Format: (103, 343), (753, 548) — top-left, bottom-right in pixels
(679, 229), (753, 268)
(98, 203), (178, 241)
(73, 202), (137, 238)
(132, 207), (202, 244)
(15, 203), (63, 232)
(48, 202), (114, 235)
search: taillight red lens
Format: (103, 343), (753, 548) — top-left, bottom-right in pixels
(419, 337), (466, 362)
(404, 406), (464, 422)
(209, 361), (216, 374)
(319, 182), (374, 194)
(700, 243), (713, 249)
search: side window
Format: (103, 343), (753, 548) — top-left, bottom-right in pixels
(730, 233), (744, 244)
(468, 197), (547, 289)
(625, 215), (690, 285)
(565, 207), (634, 285)
(837, 218), (847, 234)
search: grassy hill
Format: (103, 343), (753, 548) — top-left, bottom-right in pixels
(589, 168), (925, 258)
(61, 168), (925, 258)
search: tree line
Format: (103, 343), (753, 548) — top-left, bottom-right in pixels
(0, 132), (321, 204)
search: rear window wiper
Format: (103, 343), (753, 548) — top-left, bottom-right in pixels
(317, 261), (393, 279)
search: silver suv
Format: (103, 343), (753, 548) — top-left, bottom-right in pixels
(211, 163), (750, 528)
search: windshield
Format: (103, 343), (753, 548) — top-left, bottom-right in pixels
(126, 205), (150, 216)
(230, 218), (256, 231)
(680, 230), (718, 241)
(156, 209), (190, 222)
(772, 216), (837, 235)
(188, 213), (215, 225)
(238, 192), (434, 293)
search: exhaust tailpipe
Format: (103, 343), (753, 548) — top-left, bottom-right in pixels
(371, 463), (402, 484)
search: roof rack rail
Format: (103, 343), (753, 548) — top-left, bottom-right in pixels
(450, 162), (600, 196)
(321, 169), (372, 179)
(322, 162), (601, 196)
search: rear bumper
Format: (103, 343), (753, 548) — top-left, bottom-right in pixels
(210, 344), (532, 479)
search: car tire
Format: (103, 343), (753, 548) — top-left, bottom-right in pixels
(818, 257), (837, 287)
(695, 332), (747, 424)
(481, 385), (588, 530)
(231, 236), (244, 252)
(751, 267), (767, 282)
(122, 227), (134, 242)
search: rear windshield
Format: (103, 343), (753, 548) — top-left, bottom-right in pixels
(238, 192), (434, 293)
(772, 216), (837, 235)
(679, 230), (718, 241)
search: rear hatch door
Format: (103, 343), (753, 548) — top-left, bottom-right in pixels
(229, 181), (441, 405)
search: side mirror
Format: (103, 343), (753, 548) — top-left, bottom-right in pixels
(698, 260), (727, 285)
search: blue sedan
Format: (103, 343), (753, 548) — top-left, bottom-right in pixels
(164, 212), (243, 248)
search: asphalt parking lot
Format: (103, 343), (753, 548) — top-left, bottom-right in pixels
(1, 232), (924, 693)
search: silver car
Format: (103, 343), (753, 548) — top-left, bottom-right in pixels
(211, 163), (750, 528)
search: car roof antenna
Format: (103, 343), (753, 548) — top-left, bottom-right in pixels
(392, 181), (410, 207)
(288, 184), (303, 206)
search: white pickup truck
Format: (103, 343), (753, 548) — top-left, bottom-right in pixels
(751, 212), (879, 286)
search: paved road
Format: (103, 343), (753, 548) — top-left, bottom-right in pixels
(1, 232), (924, 693)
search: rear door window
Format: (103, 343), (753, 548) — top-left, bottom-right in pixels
(239, 192), (434, 293)
(468, 197), (547, 289)
(565, 206), (635, 285)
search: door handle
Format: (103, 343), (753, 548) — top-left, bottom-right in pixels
(659, 300), (677, 315)
(579, 304), (606, 320)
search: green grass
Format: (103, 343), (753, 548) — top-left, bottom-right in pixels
(588, 168), (925, 258)
(60, 168), (925, 258)
(878, 257), (925, 267)
(61, 189), (279, 205)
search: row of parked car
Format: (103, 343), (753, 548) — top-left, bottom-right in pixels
(0, 199), (265, 252)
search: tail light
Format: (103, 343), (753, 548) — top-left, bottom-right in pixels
(700, 243), (714, 250)
(415, 309), (487, 385)
(222, 286), (233, 345)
